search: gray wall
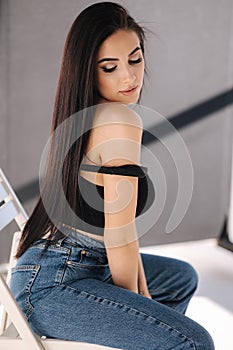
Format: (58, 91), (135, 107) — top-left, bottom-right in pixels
(0, 0), (233, 261)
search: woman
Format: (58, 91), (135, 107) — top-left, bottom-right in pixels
(10, 2), (215, 349)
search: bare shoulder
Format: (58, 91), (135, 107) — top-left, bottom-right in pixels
(93, 103), (143, 131)
(90, 103), (143, 166)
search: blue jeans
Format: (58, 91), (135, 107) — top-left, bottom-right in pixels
(10, 229), (215, 349)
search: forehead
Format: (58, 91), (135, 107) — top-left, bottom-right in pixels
(97, 30), (141, 59)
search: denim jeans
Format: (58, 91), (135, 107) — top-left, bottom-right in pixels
(10, 229), (215, 350)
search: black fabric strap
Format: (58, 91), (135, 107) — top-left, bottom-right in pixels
(79, 164), (148, 178)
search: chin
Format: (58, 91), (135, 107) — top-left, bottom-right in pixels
(119, 95), (140, 105)
(127, 97), (140, 105)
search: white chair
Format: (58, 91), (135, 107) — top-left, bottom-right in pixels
(0, 168), (120, 349)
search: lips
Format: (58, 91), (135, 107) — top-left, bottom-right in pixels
(119, 85), (138, 96)
(121, 85), (138, 92)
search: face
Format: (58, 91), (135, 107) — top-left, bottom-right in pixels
(96, 30), (145, 104)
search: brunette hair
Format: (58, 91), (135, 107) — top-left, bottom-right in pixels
(16, 1), (146, 258)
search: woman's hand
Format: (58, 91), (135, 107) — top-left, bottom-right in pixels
(138, 254), (152, 299)
(139, 290), (152, 299)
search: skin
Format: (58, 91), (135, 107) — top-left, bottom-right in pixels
(96, 29), (145, 105)
(93, 29), (152, 299)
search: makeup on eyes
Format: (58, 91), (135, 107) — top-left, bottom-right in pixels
(97, 46), (141, 64)
(98, 46), (143, 73)
(99, 55), (143, 73)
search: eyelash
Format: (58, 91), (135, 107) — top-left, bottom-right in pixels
(101, 57), (143, 73)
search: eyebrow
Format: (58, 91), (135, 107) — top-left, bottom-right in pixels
(97, 46), (141, 64)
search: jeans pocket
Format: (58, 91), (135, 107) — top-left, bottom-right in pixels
(78, 247), (108, 267)
(10, 265), (40, 319)
(62, 246), (111, 283)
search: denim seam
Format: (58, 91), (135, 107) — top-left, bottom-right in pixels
(66, 286), (196, 349)
(23, 265), (41, 319)
(56, 249), (71, 285)
(11, 265), (39, 272)
(66, 260), (109, 269)
(149, 288), (181, 298)
(28, 244), (70, 253)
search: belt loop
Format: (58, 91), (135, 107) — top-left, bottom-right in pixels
(54, 229), (67, 247)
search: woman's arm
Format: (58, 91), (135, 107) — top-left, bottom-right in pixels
(103, 177), (141, 293)
(105, 235), (139, 293)
(96, 104), (144, 293)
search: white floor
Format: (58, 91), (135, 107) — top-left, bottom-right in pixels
(140, 239), (233, 350)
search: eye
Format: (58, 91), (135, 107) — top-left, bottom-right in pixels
(101, 66), (117, 73)
(129, 57), (143, 65)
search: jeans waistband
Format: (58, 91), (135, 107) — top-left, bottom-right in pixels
(56, 223), (106, 252)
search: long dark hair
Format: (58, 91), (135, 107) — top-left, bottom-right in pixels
(16, 2), (146, 258)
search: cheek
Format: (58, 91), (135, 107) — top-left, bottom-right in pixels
(138, 64), (145, 79)
(136, 59), (145, 76)
(98, 75), (116, 92)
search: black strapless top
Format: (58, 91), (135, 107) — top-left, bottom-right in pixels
(71, 163), (155, 236)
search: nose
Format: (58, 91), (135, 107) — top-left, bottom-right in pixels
(121, 64), (136, 83)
